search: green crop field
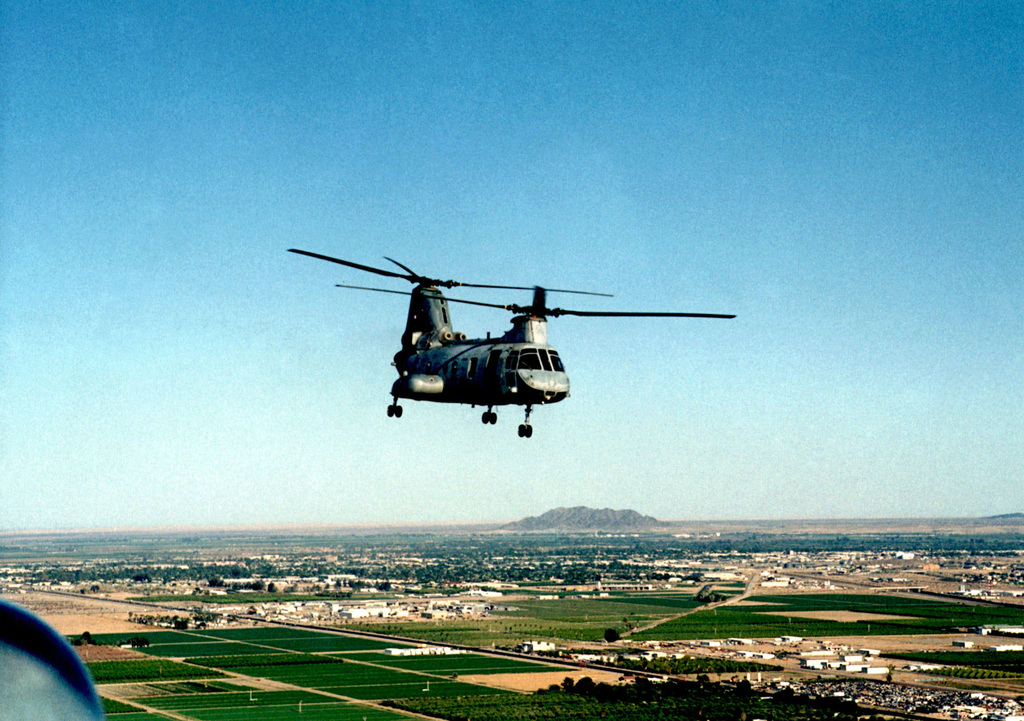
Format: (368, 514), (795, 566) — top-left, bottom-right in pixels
(88, 659), (227, 683)
(363, 652), (555, 675)
(189, 653), (346, 669)
(590, 593), (703, 611)
(255, 635), (403, 653)
(101, 697), (146, 714)
(138, 641), (260, 657)
(630, 593), (1024, 641)
(90, 630), (211, 646)
(318, 678), (509, 701)
(886, 649), (1024, 673)
(144, 690), (328, 711)
(87, 624), (561, 719)
(350, 616), (631, 645)
(138, 689), (409, 720)
(195, 627), (343, 641)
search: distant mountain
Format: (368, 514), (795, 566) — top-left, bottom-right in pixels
(501, 506), (661, 532)
(985, 513), (1024, 522)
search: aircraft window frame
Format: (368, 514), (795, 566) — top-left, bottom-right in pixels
(539, 349), (553, 371)
(549, 350), (565, 372)
(468, 357), (479, 379)
(504, 349), (519, 389)
(518, 348), (542, 370)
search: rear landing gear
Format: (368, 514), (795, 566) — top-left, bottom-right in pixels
(517, 405), (534, 438)
(387, 400), (403, 418)
(481, 407), (497, 424)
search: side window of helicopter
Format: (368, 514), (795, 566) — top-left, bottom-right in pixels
(548, 350), (565, 372)
(504, 350), (520, 387)
(518, 348), (542, 370)
(468, 357), (479, 380)
(441, 304), (450, 326)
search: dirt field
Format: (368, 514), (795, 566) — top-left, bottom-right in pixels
(4, 592), (154, 634)
(459, 668), (623, 692)
(73, 644), (147, 662)
(808, 633), (983, 653)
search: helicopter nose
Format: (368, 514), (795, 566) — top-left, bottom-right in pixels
(517, 370), (569, 402)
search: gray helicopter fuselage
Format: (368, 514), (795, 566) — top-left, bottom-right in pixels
(391, 287), (569, 408)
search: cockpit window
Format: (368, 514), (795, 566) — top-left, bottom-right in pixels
(518, 348), (542, 370)
(548, 350), (564, 372)
(539, 349), (553, 371)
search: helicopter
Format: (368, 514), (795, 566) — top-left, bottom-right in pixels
(289, 249), (734, 437)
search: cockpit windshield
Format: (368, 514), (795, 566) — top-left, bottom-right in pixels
(548, 350), (564, 372)
(511, 348), (565, 372)
(517, 348), (543, 370)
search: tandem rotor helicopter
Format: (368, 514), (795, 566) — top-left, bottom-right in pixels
(290, 249), (734, 438)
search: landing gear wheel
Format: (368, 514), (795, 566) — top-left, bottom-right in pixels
(388, 402), (403, 418)
(518, 405), (534, 437)
(481, 409), (496, 425)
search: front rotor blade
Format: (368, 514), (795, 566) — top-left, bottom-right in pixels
(289, 249), (413, 282)
(335, 284), (412, 297)
(290, 249), (614, 297)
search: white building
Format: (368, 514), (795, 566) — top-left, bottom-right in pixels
(522, 640), (556, 653)
(384, 646), (466, 656)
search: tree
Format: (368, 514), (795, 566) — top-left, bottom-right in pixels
(604, 628), (620, 643)
(573, 676), (596, 695)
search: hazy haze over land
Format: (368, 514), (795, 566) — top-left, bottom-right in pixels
(1, 3), (1021, 530)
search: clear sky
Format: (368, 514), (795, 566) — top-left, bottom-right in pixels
(2, 2), (1021, 531)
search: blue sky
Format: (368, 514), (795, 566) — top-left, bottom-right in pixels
(2, 2), (1021, 530)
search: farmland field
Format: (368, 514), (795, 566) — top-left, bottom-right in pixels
(340, 591), (709, 646)
(362, 652), (556, 675)
(250, 634), (401, 653)
(88, 659), (228, 683)
(92, 625), (532, 719)
(886, 649), (1024, 673)
(630, 594), (1024, 641)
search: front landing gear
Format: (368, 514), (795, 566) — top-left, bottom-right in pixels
(517, 405), (534, 438)
(387, 400), (403, 418)
(481, 407), (497, 425)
